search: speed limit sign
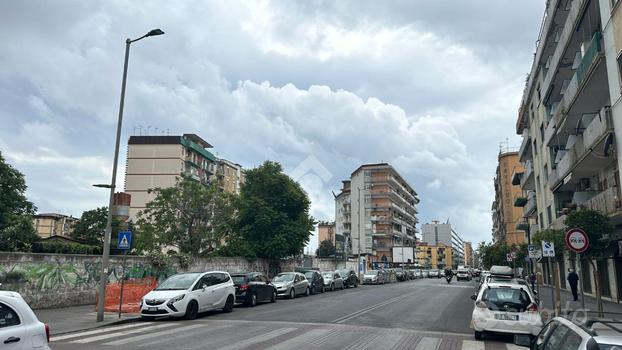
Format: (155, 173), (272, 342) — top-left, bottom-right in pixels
(565, 228), (589, 253)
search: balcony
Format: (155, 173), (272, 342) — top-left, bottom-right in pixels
(518, 128), (532, 162)
(556, 147), (577, 182)
(583, 107), (613, 150)
(511, 169), (523, 186)
(523, 191), (537, 218)
(582, 187), (622, 216)
(544, 116), (558, 146)
(514, 193), (528, 207)
(520, 160), (535, 190)
(372, 240), (391, 251)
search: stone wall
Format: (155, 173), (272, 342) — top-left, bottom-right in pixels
(0, 252), (352, 309)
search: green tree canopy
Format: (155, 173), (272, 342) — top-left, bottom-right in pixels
(135, 178), (237, 256)
(316, 239), (336, 258)
(564, 209), (613, 259)
(531, 228), (565, 261)
(0, 152), (39, 252)
(237, 161), (315, 260)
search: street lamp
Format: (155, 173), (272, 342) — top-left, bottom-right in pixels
(96, 29), (164, 323)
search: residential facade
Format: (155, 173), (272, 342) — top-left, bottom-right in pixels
(421, 221), (465, 268)
(124, 134), (232, 220)
(32, 213), (78, 238)
(492, 151), (527, 245)
(416, 243), (453, 269)
(334, 181), (352, 258)
(516, 0), (622, 303)
(336, 163), (419, 266)
(464, 241), (473, 267)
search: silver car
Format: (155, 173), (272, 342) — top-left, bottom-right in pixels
(271, 272), (310, 299)
(322, 271), (344, 291)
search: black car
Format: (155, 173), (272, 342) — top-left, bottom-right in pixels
(337, 269), (359, 288)
(395, 268), (407, 281)
(301, 270), (325, 294)
(231, 272), (277, 306)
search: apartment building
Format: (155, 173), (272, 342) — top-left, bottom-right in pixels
(32, 213), (78, 238)
(124, 134), (218, 219)
(335, 163), (419, 266)
(421, 221), (465, 268)
(416, 242), (453, 269)
(492, 151), (527, 245)
(464, 241), (473, 267)
(216, 159), (245, 194)
(516, 0), (622, 302)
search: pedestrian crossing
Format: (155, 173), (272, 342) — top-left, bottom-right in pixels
(50, 319), (528, 350)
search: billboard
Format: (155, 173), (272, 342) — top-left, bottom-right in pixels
(392, 247), (415, 263)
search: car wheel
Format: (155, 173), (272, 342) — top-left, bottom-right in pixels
(271, 290), (277, 303)
(184, 300), (198, 320)
(311, 285), (316, 295)
(321, 285), (325, 293)
(223, 295), (234, 313)
(341, 283), (345, 290)
(474, 331), (483, 340)
(305, 287), (310, 296)
(289, 288), (295, 299)
(331, 283), (334, 291)
(248, 293), (257, 307)
(354, 282), (358, 288)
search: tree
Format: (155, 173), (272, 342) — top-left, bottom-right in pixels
(316, 239), (336, 258)
(237, 161), (315, 260)
(478, 241), (509, 268)
(135, 178), (237, 256)
(0, 152), (39, 252)
(71, 207), (124, 252)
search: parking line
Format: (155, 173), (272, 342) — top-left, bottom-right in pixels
(218, 327), (298, 350)
(264, 328), (331, 350)
(333, 291), (417, 323)
(71, 323), (173, 343)
(50, 322), (151, 341)
(103, 324), (205, 346)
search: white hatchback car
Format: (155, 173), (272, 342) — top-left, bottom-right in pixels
(0, 291), (50, 350)
(140, 271), (236, 320)
(471, 281), (542, 340)
(514, 317), (622, 349)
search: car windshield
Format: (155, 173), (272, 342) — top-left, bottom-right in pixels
(322, 273), (333, 278)
(338, 270), (349, 277)
(231, 275), (247, 285)
(273, 274), (295, 282)
(367, 270), (378, 275)
(155, 273), (201, 291)
(304, 272), (315, 280)
(482, 288), (531, 312)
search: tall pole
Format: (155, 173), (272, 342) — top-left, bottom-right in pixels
(96, 39), (131, 323)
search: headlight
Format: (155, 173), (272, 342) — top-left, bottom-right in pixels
(139, 298), (144, 308)
(168, 294), (185, 304)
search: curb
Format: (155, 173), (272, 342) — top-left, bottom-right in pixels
(52, 315), (141, 336)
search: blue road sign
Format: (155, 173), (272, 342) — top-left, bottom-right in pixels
(117, 231), (132, 250)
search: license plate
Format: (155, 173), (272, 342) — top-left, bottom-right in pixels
(148, 307), (158, 312)
(495, 314), (518, 321)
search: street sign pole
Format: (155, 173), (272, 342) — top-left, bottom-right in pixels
(549, 257), (555, 316)
(578, 253), (585, 309)
(118, 250), (127, 318)
(116, 230), (132, 318)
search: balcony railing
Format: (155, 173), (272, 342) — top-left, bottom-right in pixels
(518, 128), (531, 161)
(583, 107), (612, 150)
(520, 160), (534, 189)
(523, 191), (537, 218)
(576, 32), (603, 86)
(583, 187), (622, 215)
(514, 193), (528, 207)
(544, 117), (557, 146)
(557, 147), (577, 180)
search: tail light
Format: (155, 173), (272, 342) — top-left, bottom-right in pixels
(239, 284), (249, 291)
(45, 324), (50, 343)
(526, 303), (538, 312)
(475, 301), (487, 309)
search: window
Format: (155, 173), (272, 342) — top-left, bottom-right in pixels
(543, 164), (548, 182)
(547, 206), (553, 226)
(539, 213), (544, 229)
(543, 324), (571, 350)
(0, 303), (20, 328)
(533, 140), (538, 155)
(535, 321), (557, 349)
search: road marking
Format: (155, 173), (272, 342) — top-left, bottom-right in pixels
(71, 323), (173, 343)
(264, 328), (330, 350)
(218, 327), (298, 350)
(415, 336), (441, 350)
(506, 344), (527, 350)
(461, 340), (486, 350)
(332, 291), (417, 323)
(103, 324), (204, 346)
(50, 322), (151, 341)
(436, 284), (475, 288)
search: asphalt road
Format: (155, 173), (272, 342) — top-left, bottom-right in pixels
(50, 278), (521, 349)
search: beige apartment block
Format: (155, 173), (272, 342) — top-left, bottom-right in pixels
(464, 241), (473, 267)
(415, 242), (453, 270)
(216, 159), (245, 194)
(318, 221), (336, 244)
(492, 151), (527, 245)
(33, 213), (78, 238)
(334, 180), (352, 256)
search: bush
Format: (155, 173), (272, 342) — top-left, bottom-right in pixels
(0, 270), (26, 283)
(31, 241), (102, 255)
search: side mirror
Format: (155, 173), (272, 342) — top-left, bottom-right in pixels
(513, 334), (532, 347)
(470, 294), (477, 301)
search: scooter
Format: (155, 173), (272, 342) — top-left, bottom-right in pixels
(445, 274), (453, 284)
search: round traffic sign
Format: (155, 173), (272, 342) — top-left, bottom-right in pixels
(565, 228), (589, 253)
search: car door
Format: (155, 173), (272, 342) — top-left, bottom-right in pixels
(295, 274), (305, 294)
(211, 273), (231, 308)
(335, 273), (342, 288)
(259, 274), (271, 300)
(194, 274), (217, 312)
(250, 274), (265, 301)
(0, 301), (26, 350)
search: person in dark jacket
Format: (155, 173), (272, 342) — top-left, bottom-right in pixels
(567, 268), (579, 301)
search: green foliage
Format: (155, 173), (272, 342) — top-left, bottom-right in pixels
(478, 241), (528, 268)
(564, 209), (613, 259)
(71, 207), (124, 249)
(236, 161), (315, 260)
(147, 251), (172, 270)
(31, 241), (101, 255)
(212, 235), (257, 260)
(135, 178), (237, 256)
(0, 152), (39, 252)
(531, 228), (565, 260)
(316, 239), (336, 258)
(0, 270), (26, 283)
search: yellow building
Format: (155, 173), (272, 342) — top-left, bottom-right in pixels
(464, 241), (473, 267)
(492, 151), (527, 245)
(416, 243), (453, 269)
(32, 213), (78, 238)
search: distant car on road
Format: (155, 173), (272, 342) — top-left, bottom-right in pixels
(405, 269), (415, 280)
(337, 269), (359, 288)
(395, 268), (407, 281)
(140, 272), (235, 320)
(456, 268), (471, 281)
(272, 272), (310, 299)
(322, 271), (344, 291)
(363, 270), (385, 285)
(231, 272), (277, 306)
(415, 270), (423, 279)
(0, 291), (50, 350)
(429, 269), (440, 278)
(301, 270), (325, 295)
(422, 270), (430, 278)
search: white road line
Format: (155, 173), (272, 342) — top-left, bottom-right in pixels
(71, 323), (173, 343)
(415, 337), (441, 350)
(50, 322), (152, 341)
(218, 327), (298, 350)
(333, 291), (417, 323)
(461, 340), (486, 350)
(264, 328), (330, 350)
(506, 344), (528, 350)
(103, 324), (204, 346)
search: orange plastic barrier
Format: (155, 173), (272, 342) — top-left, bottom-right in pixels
(98, 277), (157, 313)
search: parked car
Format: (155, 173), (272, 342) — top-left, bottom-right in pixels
(514, 317), (622, 349)
(272, 272), (310, 299)
(406, 269), (415, 280)
(0, 291), (50, 350)
(395, 268), (407, 281)
(230, 272), (276, 306)
(140, 272), (235, 320)
(322, 271), (344, 291)
(337, 269), (359, 288)
(471, 281), (542, 340)
(363, 270), (385, 285)
(301, 270), (325, 295)
(440, 269), (446, 277)
(415, 269), (424, 279)
(429, 269), (440, 278)
(422, 269), (430, 278)
(456, 268), (471, 281)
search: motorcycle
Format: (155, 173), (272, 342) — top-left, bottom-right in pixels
(445, 274), (453, 284)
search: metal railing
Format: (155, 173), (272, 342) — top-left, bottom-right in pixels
(583, 107), (612, 150)
(583, 187), (622, 215)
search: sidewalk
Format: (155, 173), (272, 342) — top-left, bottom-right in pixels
(538, 284), (622, 317)
(34, 305), (140, 335)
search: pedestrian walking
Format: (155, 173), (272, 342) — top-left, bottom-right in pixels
(567, 268), (579, 301)
(529, 272), (536, 291)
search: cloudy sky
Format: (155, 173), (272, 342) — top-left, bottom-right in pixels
(0, 1), (544, 251)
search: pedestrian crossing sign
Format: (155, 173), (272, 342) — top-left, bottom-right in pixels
(117, 231), (132, 250)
